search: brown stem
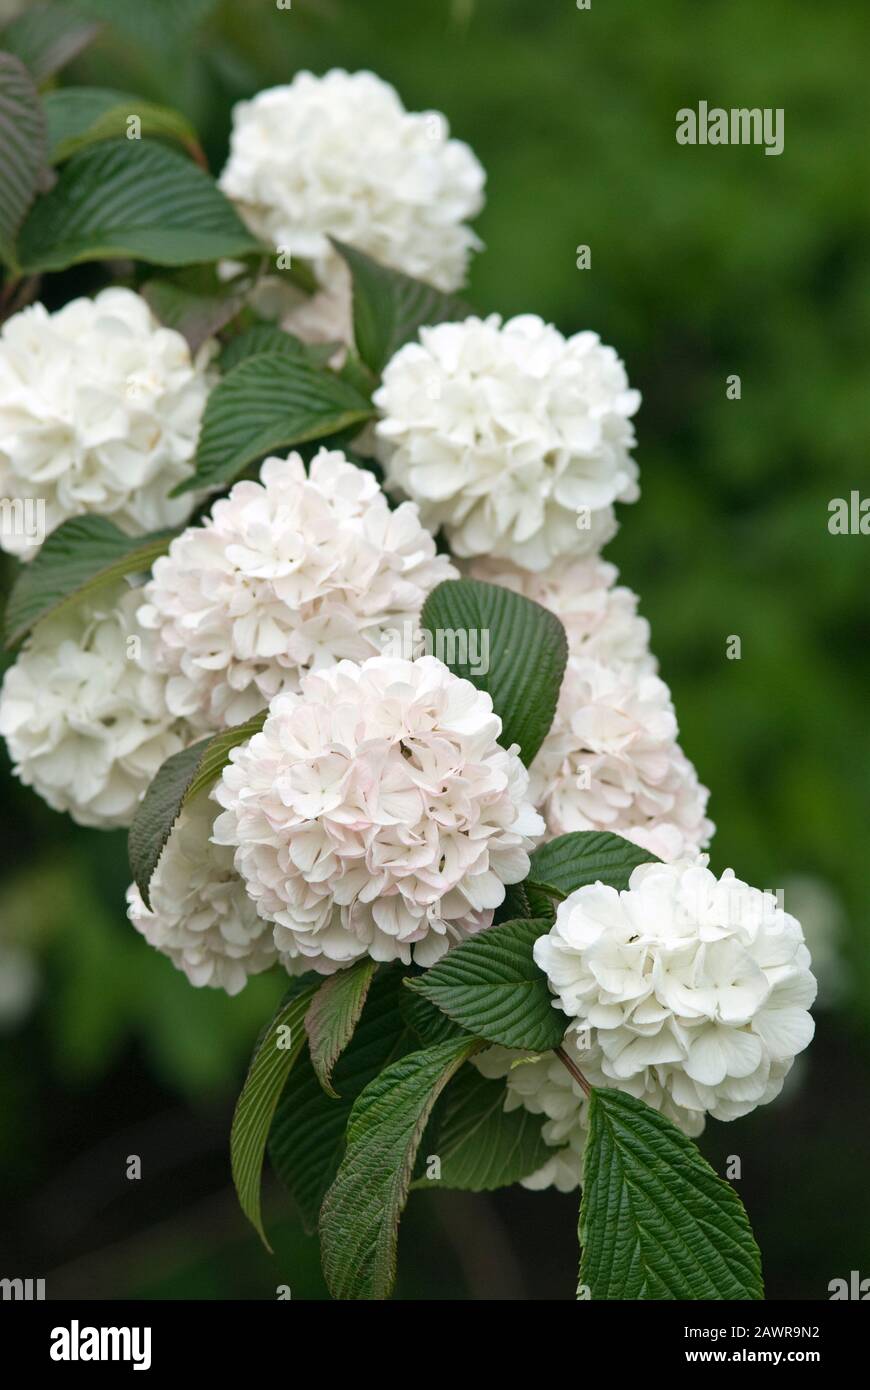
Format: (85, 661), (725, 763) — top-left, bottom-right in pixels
(555, 1045), (591, 1097)
(0, 275), (40, 323)
(0, 276), (20, 313)
(187, 139), (210, 172)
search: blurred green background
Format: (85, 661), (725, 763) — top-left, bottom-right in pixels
(1, 0), (868, 1300)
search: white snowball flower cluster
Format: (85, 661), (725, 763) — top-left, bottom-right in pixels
(469, 556), (713, 862)
(476, 859), (816, 1192)
(218, 69), (485, 295)
(139, 449), (456, 730)
(212, 655), (544, 974)
(536, 858), (816, 1124)
(126, 794), (277, 996)
(0, 585), (193, 828)
(475, 1029), (704, 1193)
(0, 288), (213, 558)
(374, 314), (640, 570)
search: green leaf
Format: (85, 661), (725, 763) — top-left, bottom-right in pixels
(0, 54), (46, 271)
(127, 714), (266, 909)
(493, 880), (533, 924)
(142, 266), (247, 354)
(127, 743), (210, 910)
(320, 1036), (480, 1299)
(304, 957), (377, 1098)
(414, 1066), (551, 1192)
(332, 238), (474, 374)
(268, 967), (415, 1232)
(43, 87), (203, 164)
(3, 516), (174, 650)
(526, 883), (559, 920)
(230, 980), (320, 1250)
(173, 351), (375, 496)
(579, 1088), (764, 1300)
(407, 918), (564, 1052)
(529, 831), (660, 902)
(492, 880), (558, 924)
(336, 346), (377, 396)
(183, 715), (269, 802)
(2, 3), (101, 84)
(399, 983), (470, 1047)
(17, 139), (260, 274)
(69, 0), (217, 54)
(218, 323), (340, 374)
(420, 578), (568, 766)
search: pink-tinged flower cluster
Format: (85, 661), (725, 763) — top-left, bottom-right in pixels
(126, 795), (276, 996)
(212, 655), (544, 974)
(139, 449), (456, 730)
(469, 556), (713, 862)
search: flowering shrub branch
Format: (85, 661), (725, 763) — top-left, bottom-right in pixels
(0, 37), (815, 1302)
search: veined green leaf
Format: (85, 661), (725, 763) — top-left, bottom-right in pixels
(4, 516), (174, 650)
(400, 983), (471, 1047)
(219, 323), (297, 371)
(0, 53), (46, 271)
(268, 967), (415, 1232)
(332, 238), (473, 375)
(493, 879), (556, 925)
(406, 917), (564, 1052)
(17, 139), (260, 274)
(320, 1036), (480, 1299)
(231, 980), (320, 1250)
(173, 351), (374, 495)
(127, 714), (266, 909)
(43, 87), (203, 164)
(579, 1088), (764, 1300)
(218, 323), (340, 373)
(529, 831), (660, 901)
(420, 578), (567, 766)
(2, 3), (101, 85)
(68, 0), (218, 53)
(414, 1066), (551, 1192)
(304, 957), (378, 1098)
